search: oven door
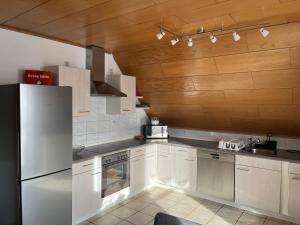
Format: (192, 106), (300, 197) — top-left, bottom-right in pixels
(102, 159), (130, 198)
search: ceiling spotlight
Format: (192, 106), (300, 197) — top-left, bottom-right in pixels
(156, 30), (166, 40)
(209, 33), (217, 43)
(259, 27), (269, 37)
(187, 37), (193, 47)
(171, 38), (179, 46)
(232, 32), (241, 41)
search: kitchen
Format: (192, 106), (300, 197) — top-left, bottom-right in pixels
(0, 1), (300, 225)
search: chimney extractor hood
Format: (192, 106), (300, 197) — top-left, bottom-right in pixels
(86, 46), (127, 97)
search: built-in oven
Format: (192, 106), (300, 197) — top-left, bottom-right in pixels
(101, 150), (130, 198)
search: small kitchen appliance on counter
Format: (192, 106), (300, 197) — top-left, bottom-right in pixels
(144, 124), (169, 139)
(144, 117), (168, 139)
(218, 139), (245, 151)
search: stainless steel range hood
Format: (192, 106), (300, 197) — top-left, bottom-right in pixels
(86, 46), (127, 97)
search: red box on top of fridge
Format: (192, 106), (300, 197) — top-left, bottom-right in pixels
(24, 70), (54, 85)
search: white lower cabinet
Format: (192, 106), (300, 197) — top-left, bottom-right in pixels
(130, 145), (157, 194)
(145, 153), (156, 186)
(72, 167), (102, 223)
(173, 147), (197, 191)
(235, 155), (281, 213)
(130, 155), (146, 193)
(287, 163), (300, 218)
(156, 152), (173, 185)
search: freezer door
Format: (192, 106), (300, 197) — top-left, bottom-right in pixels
(20, 84), (72, 180)
(21, 169), (72, 225)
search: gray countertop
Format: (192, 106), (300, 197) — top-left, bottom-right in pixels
(73, 137), (300, 163)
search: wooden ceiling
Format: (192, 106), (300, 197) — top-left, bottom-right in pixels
(1, 0), (300, 50)
(1, 0), (300, 137)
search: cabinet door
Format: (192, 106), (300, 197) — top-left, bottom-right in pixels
(288, 174), (300, 218)
(72, 168), (102, 222)
(58, 66), (90, 116)
(120, 75), (136, 113)
(156, 153), (172, 185)
(173, 155), (197, 191)
(235, 165), (256, 207)
(255, 169), (281, 213)
(78, 69), (91, 115)
(59, 67), (80, 116)
(120, 76), (129, 113)
(145, 153), (156, 186)
(235, 165), (281, 213)
(128, 76), (136, 112)
(130, 156), (146, 194)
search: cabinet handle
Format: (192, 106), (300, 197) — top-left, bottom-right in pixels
(91, 171), (101, 176)
(135, 149), (144, 153)
(184, 159), (194, 162)
(82, 163), (93, 167)
(178, 149), (187, 152)
(122, 109), (130, 111)
(80, 110), (89, 113)
(237, 167), (250, 171)
(292, 176), (300, 180)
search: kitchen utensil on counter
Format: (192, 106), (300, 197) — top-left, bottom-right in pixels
(150, 117), (159, 125)
(255, 133), (277, 150)
(73, 145), (85, 154)
(218, 139), (245, 151)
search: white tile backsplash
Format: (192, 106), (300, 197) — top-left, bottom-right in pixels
(86, 121), (97, 134)
(73, 121), (86, 136)
(73, 96), (148, 146)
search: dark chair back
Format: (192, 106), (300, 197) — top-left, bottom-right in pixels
(154, 213), (201, 225)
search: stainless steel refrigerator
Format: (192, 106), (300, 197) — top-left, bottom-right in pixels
(0, 84), (72, 225)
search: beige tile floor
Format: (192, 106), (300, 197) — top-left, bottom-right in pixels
(79, 187), (299, 225)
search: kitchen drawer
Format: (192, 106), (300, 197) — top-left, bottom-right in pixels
(173, 145), (197, 158)
(157, 143), (172, 154)
(289, 162), (300, 175)
(72, 157), (102, 175)
(131, 146), (146, 158)
(236, 155), (281, 171)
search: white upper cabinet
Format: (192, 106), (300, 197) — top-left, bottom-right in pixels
(235, 155), (281, 213)
(106, 75), (136, 114)
(46, 66), (91, 116)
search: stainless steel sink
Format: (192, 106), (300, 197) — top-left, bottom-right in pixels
(241, 148), (277, 156)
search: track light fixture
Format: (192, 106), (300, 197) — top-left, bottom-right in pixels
(156, 30), (166, 40)
(157, 21), (274, 48)
(232, 32), (241, 41)
(209, 33), (217, 43)
(259, 27), (269, 37)
(187, 37), (193, 47)
(170, 38), (179, 46)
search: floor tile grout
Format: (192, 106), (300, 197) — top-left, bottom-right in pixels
(83, 187), (295, 225)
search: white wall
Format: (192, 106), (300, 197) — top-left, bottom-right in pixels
(0, 28), (85, 84)
(0, 28), (148, 146)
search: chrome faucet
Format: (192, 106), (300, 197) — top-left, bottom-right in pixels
(248, 138), (260, 153)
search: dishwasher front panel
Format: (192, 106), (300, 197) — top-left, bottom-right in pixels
(197, 152), (235, 201)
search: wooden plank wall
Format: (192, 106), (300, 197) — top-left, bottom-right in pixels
(114, 22), (300, 137)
